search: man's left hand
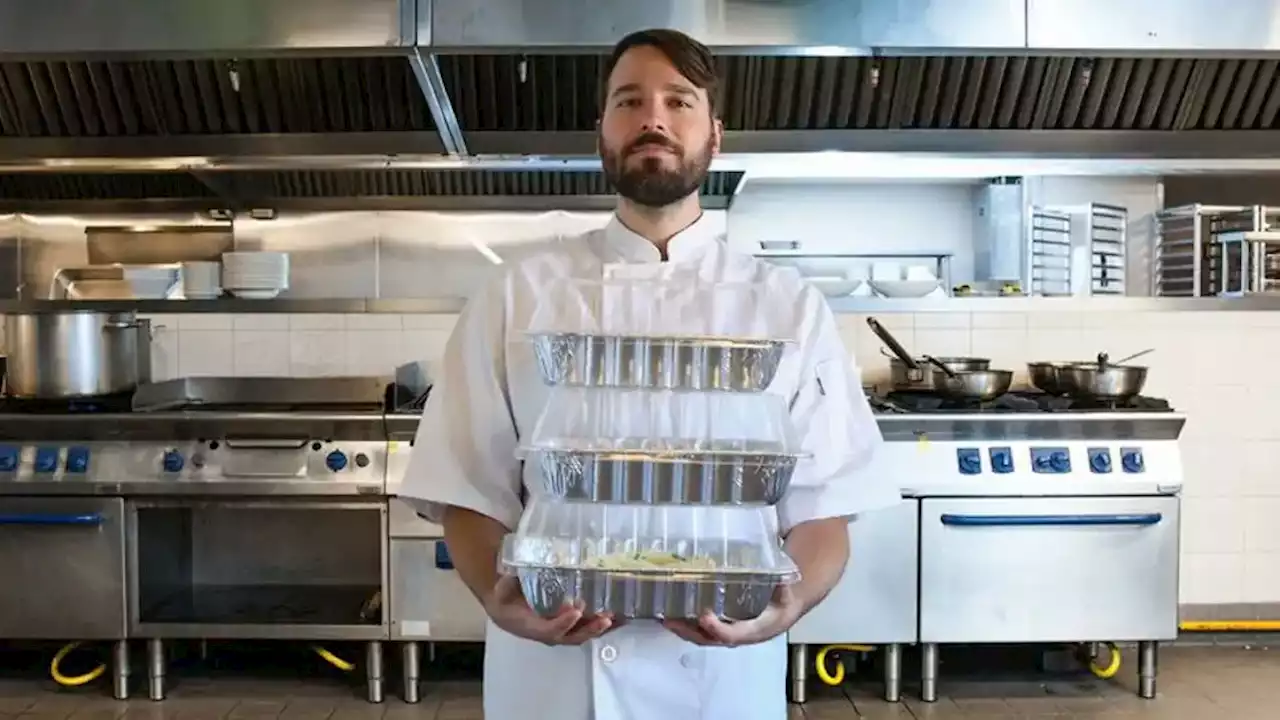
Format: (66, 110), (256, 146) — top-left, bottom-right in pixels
(661, 585), (803, 647)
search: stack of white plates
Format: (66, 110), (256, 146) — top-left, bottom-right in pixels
(222, 252), (289, 299)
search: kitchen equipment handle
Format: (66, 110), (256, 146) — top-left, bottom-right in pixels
(866, 317), (917, 369)
(103, 321), (143, 330)
(940, 513), (1162, 527)
(223, 439), (310, 449)
(0, 513), (104, 526)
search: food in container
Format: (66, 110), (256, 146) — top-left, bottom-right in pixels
(501, 498), (800, 620)
(527, 278), (793, 392)
(521, 387), (807, 505)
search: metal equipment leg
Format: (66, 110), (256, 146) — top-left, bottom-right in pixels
(883, 643), (902, 703)
(365, 641), (385, 703)
(402, 642), (421, 704)
(788, 644), (807, 704)
(146, 639), (165, 701)
(111, 640), (129, 700)
(1138, 641), (1158, 699)
(920, 643), (939, 703)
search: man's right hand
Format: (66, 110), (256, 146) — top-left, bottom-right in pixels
(484, 575), (616, 646)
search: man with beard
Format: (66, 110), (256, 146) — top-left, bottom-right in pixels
(398, 28), (897, 720)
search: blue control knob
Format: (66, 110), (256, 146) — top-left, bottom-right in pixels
(162, 450), (185, 473)
(325, 450), (348, 472)
(1049, 451), (1070, 473)
(956, 448), (982, 475)
(989, 447), (1014, 474)
(0, 446), (18, 472)
(33, 448), (59, 474)
(1033, 454), (1052, 471)
(65, 447), (90, 474)
(1089, 448), (1112, 474)
(1122, 449), (1145, 474)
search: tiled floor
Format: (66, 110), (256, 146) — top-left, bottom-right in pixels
(0, 644), (1276, 719)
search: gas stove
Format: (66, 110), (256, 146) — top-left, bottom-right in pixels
(871, 390), (1173, 415)
(0, 377), (396, 496)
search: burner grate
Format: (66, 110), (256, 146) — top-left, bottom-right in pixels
(874, 390), (1173, 414)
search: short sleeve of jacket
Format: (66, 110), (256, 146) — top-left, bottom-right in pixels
(396, 276), (523, 531)
(777, 298), (902, 534)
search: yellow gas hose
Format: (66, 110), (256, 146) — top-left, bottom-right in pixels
(312, 646), (355, 672)
(815, 644), (875, 685)
(1181, 620), (1280, 631)
(50, 642), (106, 687)
(1088, 642), (1122, 679)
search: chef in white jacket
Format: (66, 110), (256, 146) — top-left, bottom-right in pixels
(398, 27), (901, 720)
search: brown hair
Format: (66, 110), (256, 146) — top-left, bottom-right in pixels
(602, 28), (720, 116)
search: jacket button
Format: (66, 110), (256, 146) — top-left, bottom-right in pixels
(599, 644), (618, 663)
(679, 653), (694, 668)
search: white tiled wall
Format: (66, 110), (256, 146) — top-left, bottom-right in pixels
(146, 307), (1279, 606)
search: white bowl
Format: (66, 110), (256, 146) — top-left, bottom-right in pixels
(869, 280), (941, 298)
(807, 276), (864, 298)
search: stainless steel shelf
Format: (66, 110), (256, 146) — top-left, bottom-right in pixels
(9, 296), (1280, 315)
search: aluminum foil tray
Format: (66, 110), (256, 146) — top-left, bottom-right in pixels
(522, 388), (806, 506)
(501, 501), (799, 620)
(530, 332), (788, 392)
(534, 441), (798, 505)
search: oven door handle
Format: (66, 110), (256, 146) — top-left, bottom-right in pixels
(0, 512), (105, 526)
(939, 513), (1163, 527)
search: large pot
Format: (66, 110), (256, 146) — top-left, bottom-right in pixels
(5, 311), (150, 398)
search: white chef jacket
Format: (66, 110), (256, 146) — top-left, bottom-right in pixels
(399, 214), (900, 720)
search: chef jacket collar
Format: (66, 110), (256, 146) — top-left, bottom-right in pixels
(598, 212), (720, 264)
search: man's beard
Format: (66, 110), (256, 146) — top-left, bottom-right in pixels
(601, 133), (714, 209)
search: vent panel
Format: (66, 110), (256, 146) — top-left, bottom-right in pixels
(440, 54), (1280, 131)
(0, 57), (434, 137)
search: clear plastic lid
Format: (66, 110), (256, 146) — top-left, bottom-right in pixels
(500, 497), (800, 580)
(526, 277), (792, 342)
(519, 387), (805, 458)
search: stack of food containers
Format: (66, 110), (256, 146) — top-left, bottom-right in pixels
(499, 277), (807, 621)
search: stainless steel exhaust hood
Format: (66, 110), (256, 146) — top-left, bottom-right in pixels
(0, 0), (1279, 211)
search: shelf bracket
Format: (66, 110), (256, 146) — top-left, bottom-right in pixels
(408, 48), (468, 157)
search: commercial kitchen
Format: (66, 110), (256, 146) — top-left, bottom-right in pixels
(1, 1), (1280, 718)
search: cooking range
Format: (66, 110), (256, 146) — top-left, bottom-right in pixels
(790, 383), (1183, 704)
(0, 377), (394, 702)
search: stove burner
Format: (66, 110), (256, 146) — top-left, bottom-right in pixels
(0, 391), (135, 414)
(874, 390), (1172, 414)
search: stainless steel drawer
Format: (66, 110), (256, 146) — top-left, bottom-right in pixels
(919, 496), (1180, 644)
(789, 500), (919, 644)
(0, 497), (128, 639)
(390, 538), (487, 641)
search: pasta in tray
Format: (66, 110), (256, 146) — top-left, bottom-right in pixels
(590, 549), (719, 572)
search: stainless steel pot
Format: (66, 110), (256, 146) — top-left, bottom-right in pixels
(1058, 363), (1148, 400)
(888, 355), (991, 390)
(5, 311), (149, 398)
(923, 355), (1013, 401)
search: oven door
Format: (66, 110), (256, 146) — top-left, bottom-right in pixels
(0, 497), (127, 639)
(919, 496), (1180, 644)
(390, 538), (487, 641)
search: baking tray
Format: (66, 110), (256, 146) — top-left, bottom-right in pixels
(522, 388), (806, 505)
(530, 332), (788, 392)
(501, 501), (799, 620)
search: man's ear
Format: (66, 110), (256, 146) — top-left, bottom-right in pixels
(712, 117), (724, 155)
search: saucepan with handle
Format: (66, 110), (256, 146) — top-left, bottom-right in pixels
(1028, 348), (1153, 400)
(866, 317), (990, 390)
(923, 354), (1013, 402)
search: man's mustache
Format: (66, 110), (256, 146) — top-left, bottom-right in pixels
(626, 133), (681, 156)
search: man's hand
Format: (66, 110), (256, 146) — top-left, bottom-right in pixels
(485, 575), (619, 646)
(661, 585), (802, 647)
